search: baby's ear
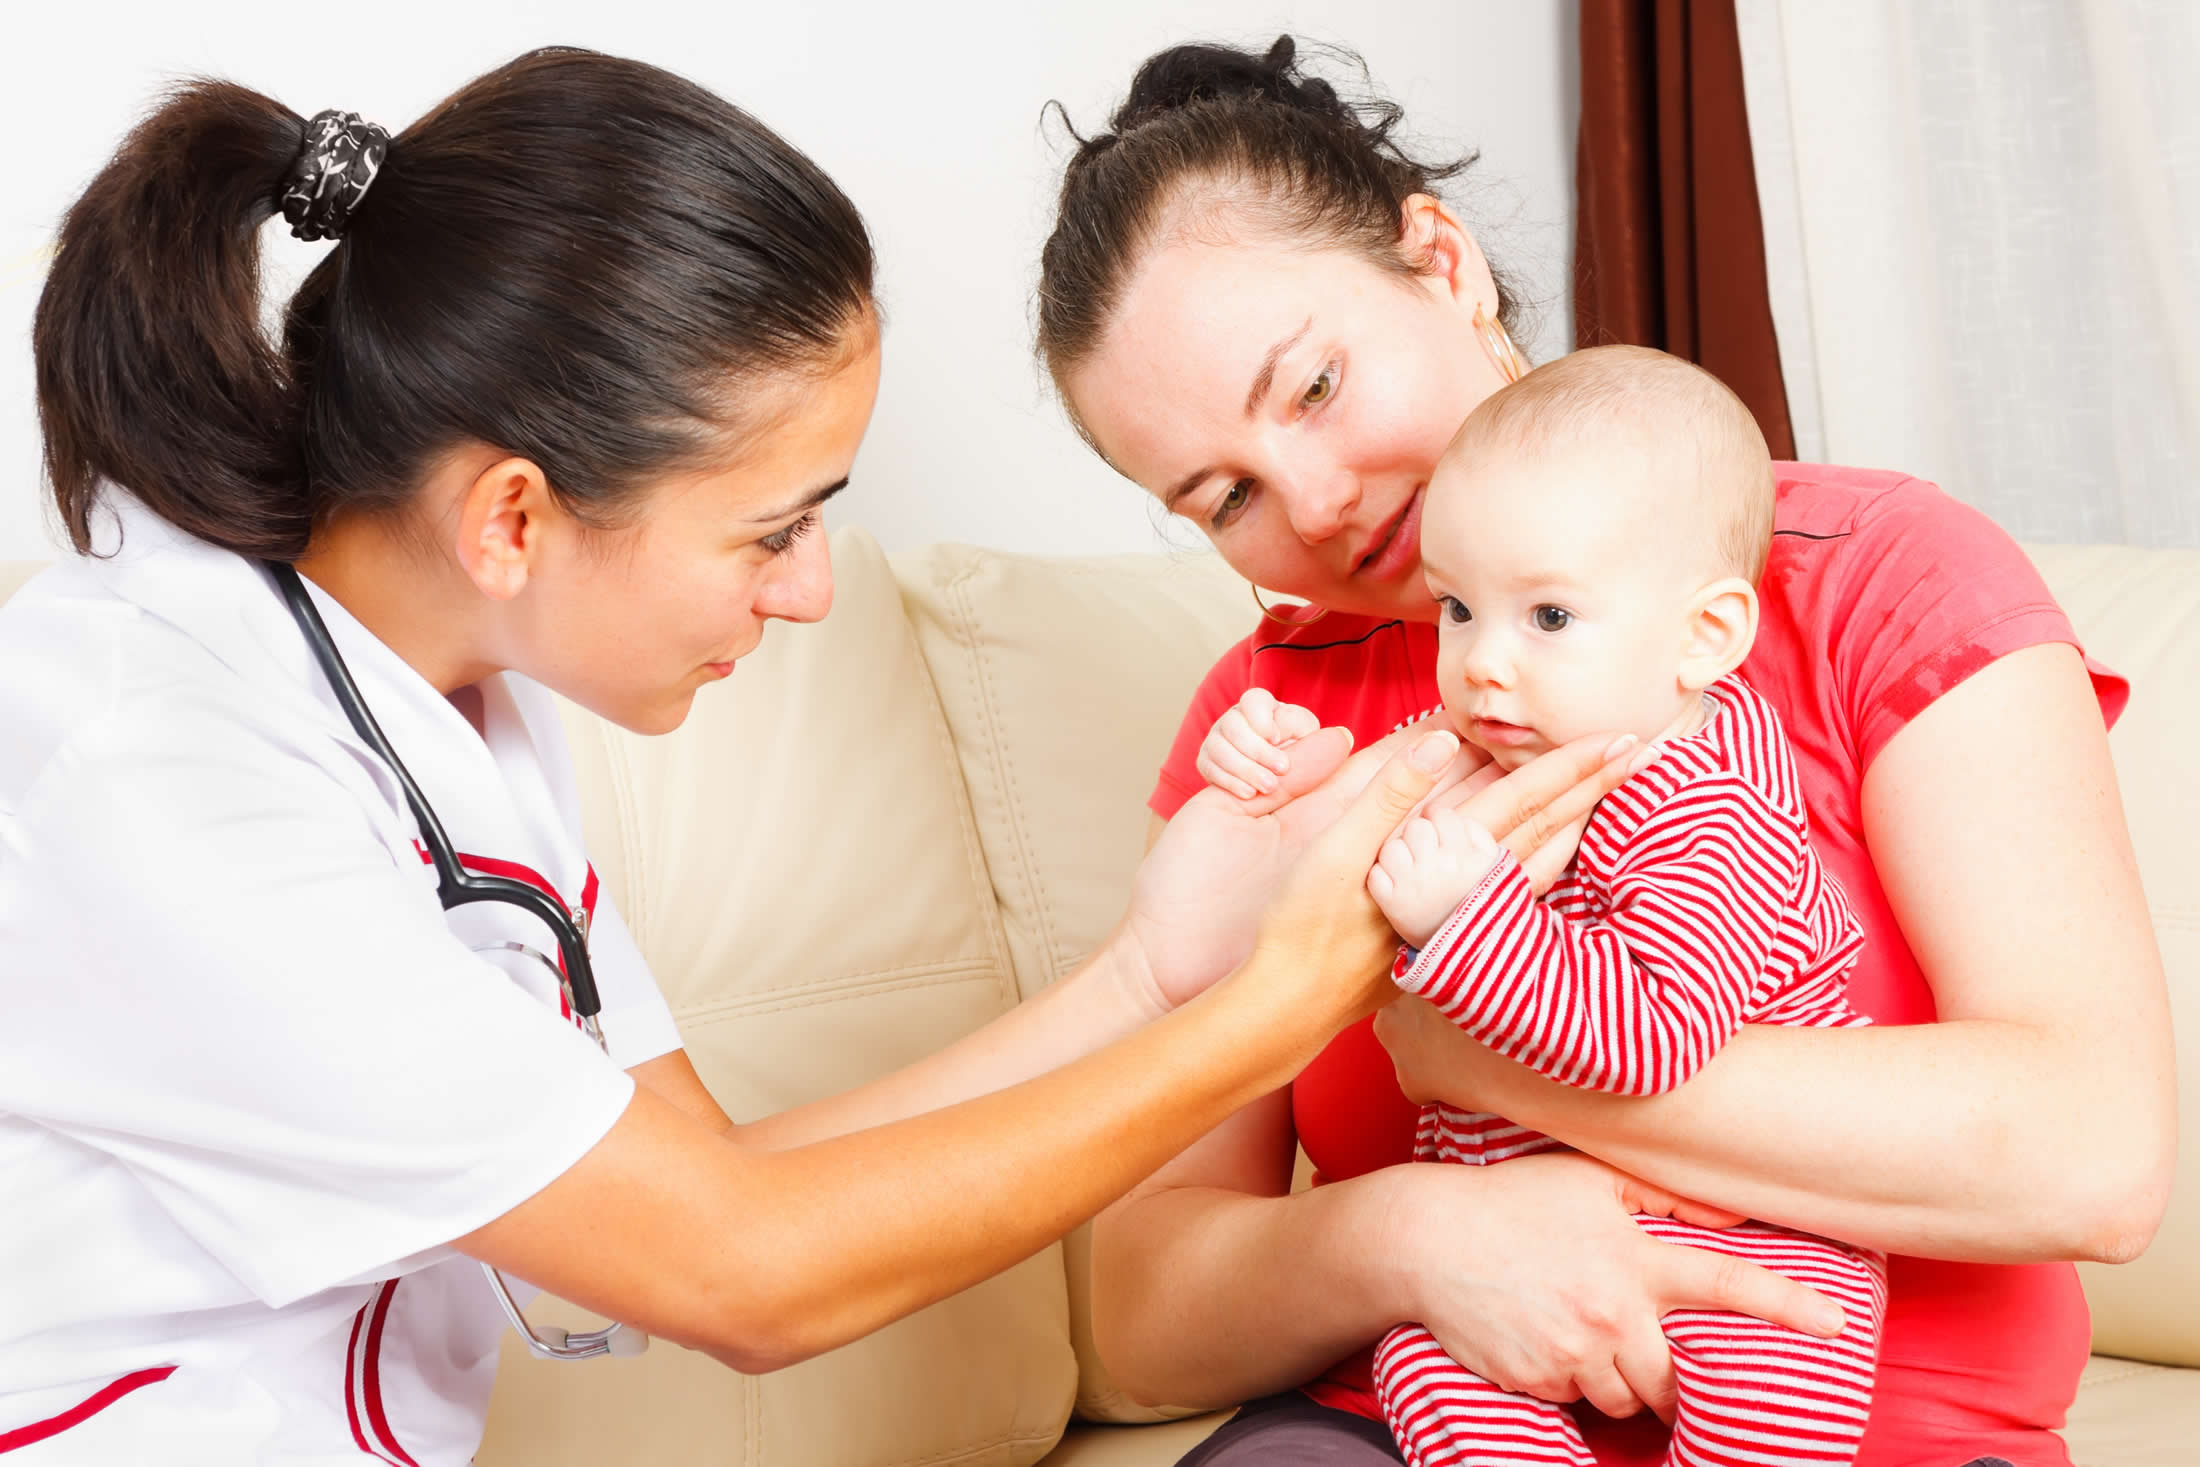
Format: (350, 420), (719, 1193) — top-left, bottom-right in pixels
(1678, 577), (1759, 692)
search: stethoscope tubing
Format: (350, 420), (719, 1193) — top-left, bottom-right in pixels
(266, 560), (642, 1361)
(264, 561), (604, 1022)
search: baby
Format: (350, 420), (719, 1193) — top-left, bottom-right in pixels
(1200, 347), (1886, 1467)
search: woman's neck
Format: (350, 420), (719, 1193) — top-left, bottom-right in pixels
(291, 513), (502, 698)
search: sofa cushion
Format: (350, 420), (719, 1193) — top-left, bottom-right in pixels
(478, 528), (1076, 1467)
(1037, 1412), (1230, 1466)
(891, 542), (1254, 1001)
(2027, 545), (2200, 1369)
(2060, 1355), (2200, 1467)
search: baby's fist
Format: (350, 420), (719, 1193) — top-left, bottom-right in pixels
(1366, 804), (1502, 948)
(1197, 688), (1321, 800)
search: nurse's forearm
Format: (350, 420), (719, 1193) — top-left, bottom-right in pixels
(732, 928), (1160, 1151)
(460, 940), (1359, 1374)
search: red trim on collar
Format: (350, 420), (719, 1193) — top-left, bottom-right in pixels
(410, 842), (598, 1024)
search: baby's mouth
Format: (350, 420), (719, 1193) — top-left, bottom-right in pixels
(1467, 716), (1538, 748)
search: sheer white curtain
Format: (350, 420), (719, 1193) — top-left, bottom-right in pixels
(1736, 0), (2199, 546)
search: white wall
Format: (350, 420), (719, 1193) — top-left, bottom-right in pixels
(0, 1), (1575, 563)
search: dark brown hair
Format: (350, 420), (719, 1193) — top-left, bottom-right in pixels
(1037, 35), (1520, 409)
(34, 47), (875, 559)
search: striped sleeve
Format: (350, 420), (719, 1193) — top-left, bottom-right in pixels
(1392, 773), (1806, 1097)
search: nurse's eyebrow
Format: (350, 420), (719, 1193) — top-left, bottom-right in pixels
(744, 477), (849, 523)
(1244, 316), (1312, 419)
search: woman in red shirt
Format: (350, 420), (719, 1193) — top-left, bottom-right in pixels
(1034, 37), (2172, 1467)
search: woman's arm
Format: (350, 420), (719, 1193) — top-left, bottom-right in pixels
(621, 728), (1380, 1147)
(721, 725), (1372, 1152)
(715, 726), (1641, 1152)
(1091, 1085), (1395, 1406)
(1378, 643), (2176, 1264)
(630, 946), (1175, 1141)
(1090, 736), (1841, 1421)
(457, 734), (1453, 1373)
(725, 929), (1163, 1150)
(1092, 1091), (1840, 1420)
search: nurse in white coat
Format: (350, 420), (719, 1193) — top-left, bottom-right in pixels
(0, 47), (1800, 1465)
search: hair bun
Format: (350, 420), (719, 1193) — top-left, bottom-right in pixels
(1113, 35), (1353, 133)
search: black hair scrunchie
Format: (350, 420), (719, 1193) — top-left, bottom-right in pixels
(280, 109), (390, 242)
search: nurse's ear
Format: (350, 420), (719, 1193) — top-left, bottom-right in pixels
(452, 455), (556, 601)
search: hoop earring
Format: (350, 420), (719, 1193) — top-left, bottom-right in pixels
(1252, 584), (1329, 626)
(1474, 302), (1531, 385)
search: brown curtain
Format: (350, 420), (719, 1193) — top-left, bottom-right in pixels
(1574, 0), (1796, 460)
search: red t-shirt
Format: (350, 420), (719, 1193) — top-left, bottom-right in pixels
(1150, 466), (2130, 1467)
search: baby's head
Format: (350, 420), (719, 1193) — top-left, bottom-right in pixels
(1422, 345), (1773, 770)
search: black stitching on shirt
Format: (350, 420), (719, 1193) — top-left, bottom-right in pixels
(1254, 619), (1408, 655)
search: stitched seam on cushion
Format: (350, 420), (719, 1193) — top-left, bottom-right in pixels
(877, 1424), (1066, 1467)
(900, 552), (1022, 1010)
(947, 559), (1040, 979)
(674, 966), (1003, 1021)
(946, 557), (1063, 993)
(745, 1370), (758, 1467)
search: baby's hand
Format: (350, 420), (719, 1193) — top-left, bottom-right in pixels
(1367, 805), (1504, 948)
(1197, 689), (1321, 800)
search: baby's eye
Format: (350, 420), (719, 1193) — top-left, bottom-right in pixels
(1533, 605), (1573, 632)
(1301, 365), (1337, 408)
(1439, 596), (1472, 625)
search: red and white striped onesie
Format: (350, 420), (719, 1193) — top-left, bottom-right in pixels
(1374, 675), (1888, 1467)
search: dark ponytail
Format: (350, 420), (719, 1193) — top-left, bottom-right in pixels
(35, 48), (876, 560)
(1037, 35), (1517, 402)
(35, 83), (313, 556)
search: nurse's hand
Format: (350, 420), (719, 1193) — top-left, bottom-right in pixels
(1122, 722), (1367, 1015)
(1382, 1152), (1843, 1425)
(1123, 729), (1654, 1014)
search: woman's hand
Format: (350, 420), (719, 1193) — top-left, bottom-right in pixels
(1376, 995), (1518, 1110)
(1379, 1153), (1843, 1424)
(1123, 730), (1655, 1013)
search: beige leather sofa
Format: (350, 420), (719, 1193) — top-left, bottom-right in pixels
(3, 532), (2193, 1464)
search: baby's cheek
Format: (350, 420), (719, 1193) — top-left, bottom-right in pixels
(1437, 681), (1473, 729)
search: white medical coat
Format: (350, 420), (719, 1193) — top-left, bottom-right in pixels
(0, 494), (683, 1463)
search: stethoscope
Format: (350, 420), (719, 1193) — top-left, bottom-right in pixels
(268, 561), (645, 1361)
